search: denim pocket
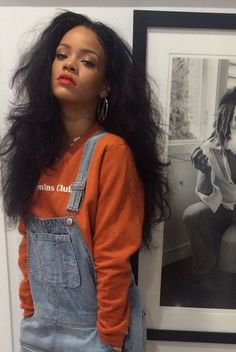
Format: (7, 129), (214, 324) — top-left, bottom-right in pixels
(28, 232), (81, 288)
(98, 336), (116, 352)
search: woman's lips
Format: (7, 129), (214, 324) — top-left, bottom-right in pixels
(57, 75), (76, 86)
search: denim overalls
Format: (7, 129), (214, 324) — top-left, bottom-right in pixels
(20, 131), (146, 352)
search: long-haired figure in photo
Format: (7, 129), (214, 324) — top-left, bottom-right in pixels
(184, 87), (236, 277)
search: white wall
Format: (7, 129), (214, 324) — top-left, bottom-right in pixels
(1, 2), (236, 352)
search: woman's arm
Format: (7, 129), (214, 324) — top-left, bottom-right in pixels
(93, 142), (144, 348)
(192, 146), (222, 212)
(18, 219), (34, 317)
(191, 146), (213, 195)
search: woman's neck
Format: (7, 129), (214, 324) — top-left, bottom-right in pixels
(60, 103), (97, 142)
(64, 118), (96, 143)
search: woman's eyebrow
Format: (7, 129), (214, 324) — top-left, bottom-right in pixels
(58, 43), (100, 59)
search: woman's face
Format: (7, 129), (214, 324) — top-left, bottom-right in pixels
(51, 26), (109, 108)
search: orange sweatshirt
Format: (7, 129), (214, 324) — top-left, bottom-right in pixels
(18, 123), (144, 347)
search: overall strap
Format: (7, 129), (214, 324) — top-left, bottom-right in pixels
(66, 130), (107, 212)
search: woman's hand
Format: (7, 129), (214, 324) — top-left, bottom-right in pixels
(191, 146), (211, 175)
(191, 146), (213, 196)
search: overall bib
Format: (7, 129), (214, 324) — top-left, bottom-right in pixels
(20, 131), (146, 352)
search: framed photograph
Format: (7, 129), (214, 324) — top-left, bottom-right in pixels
(133, 10), (236, 343)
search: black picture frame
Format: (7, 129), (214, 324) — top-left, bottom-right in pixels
(133, 10), (236, 344)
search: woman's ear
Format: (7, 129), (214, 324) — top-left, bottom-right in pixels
(99, 82), (110, 98)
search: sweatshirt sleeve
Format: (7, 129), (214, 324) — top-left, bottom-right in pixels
(18, 219), (34, 317)
(93, 143), (144, 348)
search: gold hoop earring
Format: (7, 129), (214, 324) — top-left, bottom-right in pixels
(98, 97), (108, 121)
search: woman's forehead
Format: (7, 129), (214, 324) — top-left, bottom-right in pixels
(59, 26), (105, 59)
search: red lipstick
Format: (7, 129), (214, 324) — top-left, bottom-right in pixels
(57, 73), (76, 86)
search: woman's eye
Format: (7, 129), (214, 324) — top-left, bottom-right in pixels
(81, 60), (95, 68)
(56, 53), (67, 60)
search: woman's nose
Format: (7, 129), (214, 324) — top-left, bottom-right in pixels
(63, 59), (77, 74)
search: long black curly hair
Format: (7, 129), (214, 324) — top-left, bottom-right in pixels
(210, 86), (236, 147)
(0, 10), (169, 249)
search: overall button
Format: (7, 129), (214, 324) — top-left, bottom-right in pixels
(66, 217), (73, 226)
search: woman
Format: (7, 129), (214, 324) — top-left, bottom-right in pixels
(1, 10), (169, 352)
(184, 87), (236, 276)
